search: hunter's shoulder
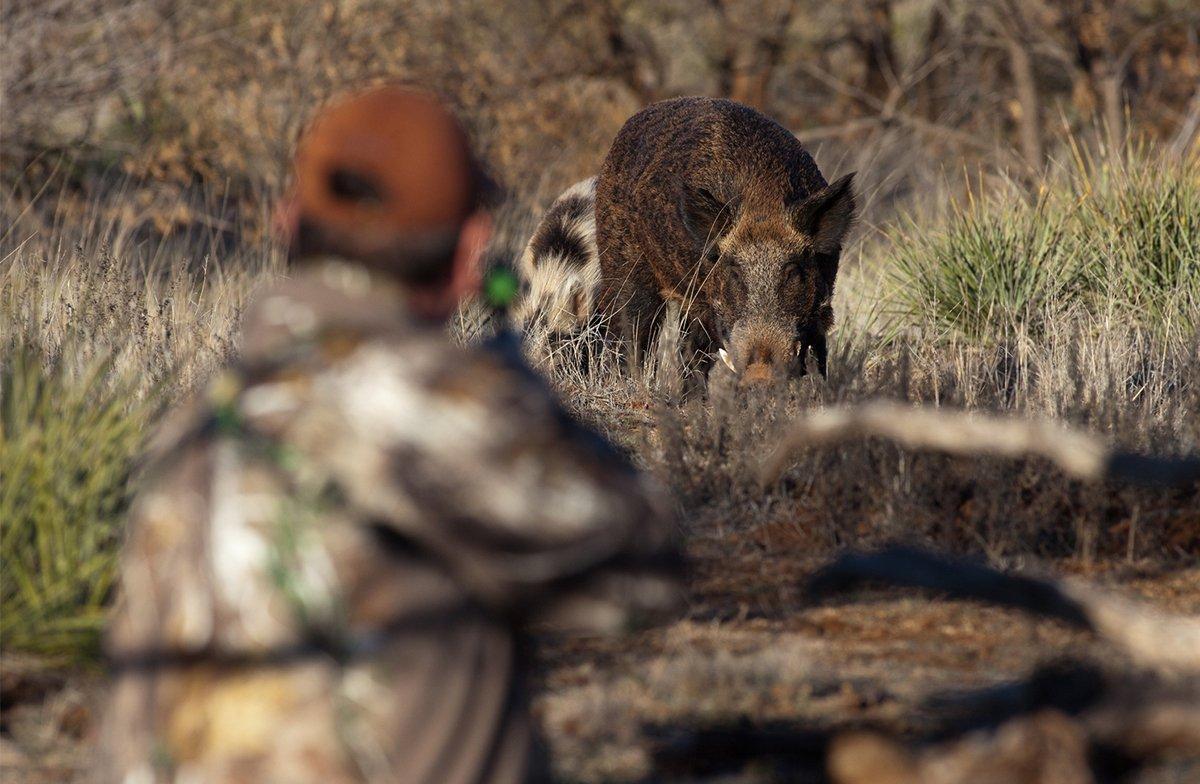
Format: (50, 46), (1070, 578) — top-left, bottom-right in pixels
(319, 326), (564, 447)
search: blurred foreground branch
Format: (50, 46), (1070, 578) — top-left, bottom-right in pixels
(761, 401), (1200, 487)
(810, 545), (1200, 673)
(651, 545), (1200, 782)
(812, 545), (1200, 784)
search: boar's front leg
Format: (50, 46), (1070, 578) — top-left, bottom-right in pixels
(616, 285), (663, 375)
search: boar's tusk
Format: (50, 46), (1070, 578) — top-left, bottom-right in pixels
(718, 348), (737, 374)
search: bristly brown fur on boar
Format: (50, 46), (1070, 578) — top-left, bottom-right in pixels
(595, 96), (856, 380)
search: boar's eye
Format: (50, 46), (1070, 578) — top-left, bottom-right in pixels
(727, 262), (745, 294)
(783, 260), (806, 286)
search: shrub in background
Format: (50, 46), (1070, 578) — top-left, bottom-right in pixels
(887, 145), (1200, 340)
(0, 347), (152, 663)
(1071, 143), (1200, 335)
(886, 185), (1084, 340)
(0, 175), (271, 665)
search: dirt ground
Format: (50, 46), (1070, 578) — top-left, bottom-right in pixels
(4, 534), (1198, 783)
(534, 537), (1200, 782)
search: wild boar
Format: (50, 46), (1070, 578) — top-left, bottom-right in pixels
(595, 96), (856, 381)
(513, 177), (600, 339)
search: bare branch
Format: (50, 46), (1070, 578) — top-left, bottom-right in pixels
(1169, 83), (1200, 159)
(791, 61), (1004, 154)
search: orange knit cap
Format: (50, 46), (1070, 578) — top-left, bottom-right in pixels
(289, 85), (488, 280)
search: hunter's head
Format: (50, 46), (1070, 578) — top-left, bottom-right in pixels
(282, 85), (494, 321)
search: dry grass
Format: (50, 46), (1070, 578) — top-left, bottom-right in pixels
(1, 177), (283, 398)
(641, 317), (1199, 561)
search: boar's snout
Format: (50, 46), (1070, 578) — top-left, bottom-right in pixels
(725, 319), (799, 386)
(740, 341), (787, 384)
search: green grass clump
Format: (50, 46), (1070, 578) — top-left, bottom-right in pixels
(1072, 144), (1200, 332)
(888, 145), (1200, 340)
(887, 186), (1082, 339)
(0, 347), (151, 663)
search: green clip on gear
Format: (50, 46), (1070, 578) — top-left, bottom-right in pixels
(483, 265), (520, 311)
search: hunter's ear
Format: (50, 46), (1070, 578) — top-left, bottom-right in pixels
(794, 172), (856, 254)
(679, 184), (740, 249)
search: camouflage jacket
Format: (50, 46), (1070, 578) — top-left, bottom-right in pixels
(103, 259), (681, 784)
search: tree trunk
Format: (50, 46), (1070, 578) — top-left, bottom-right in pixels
(916, 3), (947, 121)
(852, 0), (896, 99)
(1097, 62), (1125, 148)
(1006, 35), (1043, 170)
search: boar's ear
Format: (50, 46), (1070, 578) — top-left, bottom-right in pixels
(679, 184), (740, 249)
(793, 172), (857, 254)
